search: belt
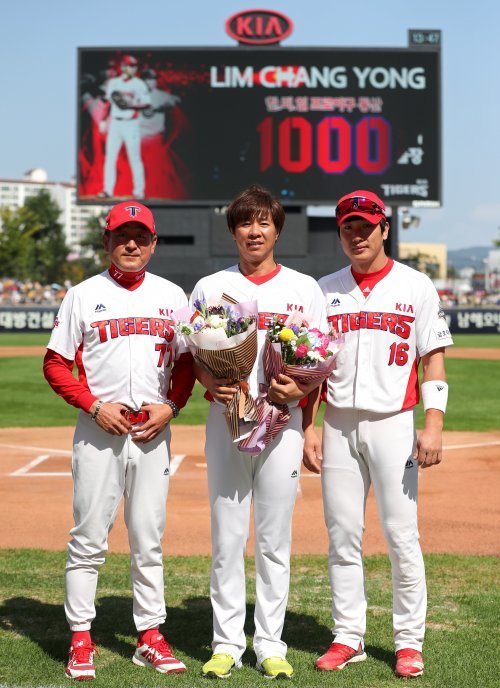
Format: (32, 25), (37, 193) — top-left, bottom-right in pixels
(121, 409), (149, 424)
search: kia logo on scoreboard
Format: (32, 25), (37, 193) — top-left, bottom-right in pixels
(225, 9), (293, 45)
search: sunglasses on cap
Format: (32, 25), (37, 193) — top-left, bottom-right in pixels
(335, 196), (385, 220)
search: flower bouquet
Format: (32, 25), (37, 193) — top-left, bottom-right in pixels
(174, 294), (259, 441)
(238, 314), (343, 455)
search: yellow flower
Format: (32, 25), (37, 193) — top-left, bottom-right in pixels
(279, 328), (295, 342)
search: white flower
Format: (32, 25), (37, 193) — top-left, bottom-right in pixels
(205, 314), (227, 329)
(307, 350), (322, 362)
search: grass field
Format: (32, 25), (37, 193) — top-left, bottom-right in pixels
(0, 340), (498, 429)
(0, 333), (50, 346)
(0, 550), (498, 687)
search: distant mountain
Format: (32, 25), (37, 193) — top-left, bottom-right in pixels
(447, 246), (493, 272)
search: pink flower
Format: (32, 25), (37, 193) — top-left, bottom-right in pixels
(315, 346), (328, 359)
(295, 343), (309, 358)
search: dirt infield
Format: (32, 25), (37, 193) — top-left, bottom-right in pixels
(1, 425), (498, 556)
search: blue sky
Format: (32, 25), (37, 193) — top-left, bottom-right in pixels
(1, 0), (498, 250)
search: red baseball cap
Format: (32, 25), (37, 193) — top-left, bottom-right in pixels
(335, 189), (386, 225)
(105, 201), (156, 234)
(121, 55), (138, 66)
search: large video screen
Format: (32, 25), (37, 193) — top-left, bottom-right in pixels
(77, 47), (440, 206)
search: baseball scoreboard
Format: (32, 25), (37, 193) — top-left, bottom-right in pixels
(77, 46), (441, 207)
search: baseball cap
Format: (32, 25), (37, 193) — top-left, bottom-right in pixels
(105, 201), (156, 234)
(335, 189), (386, 225)
(121, 55), (138, 66)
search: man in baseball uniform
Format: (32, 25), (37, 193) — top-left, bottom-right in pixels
(100, 55), (151, 199)
(303, 189), (453, 678)
(191, 185), (327, 680)
(43, 201), (195, 679)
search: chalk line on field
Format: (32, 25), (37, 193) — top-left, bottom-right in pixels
(3, 439), (499, 478)
(10, 455), (51, 476)
(444, 440), (500, 450)
(169, 454), (186, 475)
(0, 442), (71, 455)
(7, 448), (186, 477)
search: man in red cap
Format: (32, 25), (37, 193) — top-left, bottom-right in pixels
(100, 55), (151, 199)
(44, 201), (195, 679)
(303, 190), (453, 678)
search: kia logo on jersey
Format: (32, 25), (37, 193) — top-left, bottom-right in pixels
(225, 9), (293, 45)
(124, 205), (142, 218)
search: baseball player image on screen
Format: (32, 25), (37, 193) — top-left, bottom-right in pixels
(190, 185), (328, 680)
(99, 55), (151, 199)
(302, 189), (454, 679)
(43, 201), (195, 679)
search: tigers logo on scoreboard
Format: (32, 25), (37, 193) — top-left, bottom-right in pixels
(225, 9), (293, 45)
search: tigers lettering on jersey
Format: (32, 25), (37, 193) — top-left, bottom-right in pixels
(328, 311), (415, 339)
(258, 311), (311, 330)
(258, 311), (288, 329)
(91, 317), (175, 343)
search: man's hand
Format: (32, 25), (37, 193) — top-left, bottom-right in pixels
(268, 374), (306, 404)
(414, 410), (443, 468)
(131, 403), (173, 443)
(204, 378), (239, 404)
(303, 426), (323, 474)
(90, 401), (131, 435)
(194, 363), (238, 404)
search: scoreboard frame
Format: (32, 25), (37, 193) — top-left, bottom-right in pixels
(77, 44), (441, 208)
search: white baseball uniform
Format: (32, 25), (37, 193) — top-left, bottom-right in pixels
(47, 270), (188, 632)
(190, 265), (327, 664)
(104, 75), (151, 197)
(318, 260), (453, 651)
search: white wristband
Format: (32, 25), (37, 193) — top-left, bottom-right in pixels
(421, 380), (448, 413)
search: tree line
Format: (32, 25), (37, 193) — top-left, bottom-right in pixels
(0, 190), (107, 285)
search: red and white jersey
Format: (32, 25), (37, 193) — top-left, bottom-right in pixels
(105, 75), (150, 120)
(319, 261), (453, 413)
(190, 265), (328, 401)
(47, 271), (188, 409)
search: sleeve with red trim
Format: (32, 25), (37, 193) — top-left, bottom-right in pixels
(168, 352), (196, 410)
(320, 379), (328, 403)
(43, 349), (97, 413)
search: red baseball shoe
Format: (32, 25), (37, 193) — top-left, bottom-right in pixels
(65, 639), (97, 680)
(395, 648), (424, 678)
(133, 631), (186, 674)
(315, 642), (366, 671)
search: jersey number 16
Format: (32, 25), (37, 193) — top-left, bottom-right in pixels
(388, 342), (409, 366)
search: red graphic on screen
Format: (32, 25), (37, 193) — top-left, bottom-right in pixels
(78, 59), (194, 200)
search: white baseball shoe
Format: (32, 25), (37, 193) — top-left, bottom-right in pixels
(133, 631), (186, 674)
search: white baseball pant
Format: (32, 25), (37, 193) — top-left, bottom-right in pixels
(205, 403), (304, 664)
(65, 412), (171, 631)
(321, 405), (426, 651)
(104, 119), (145, 198)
